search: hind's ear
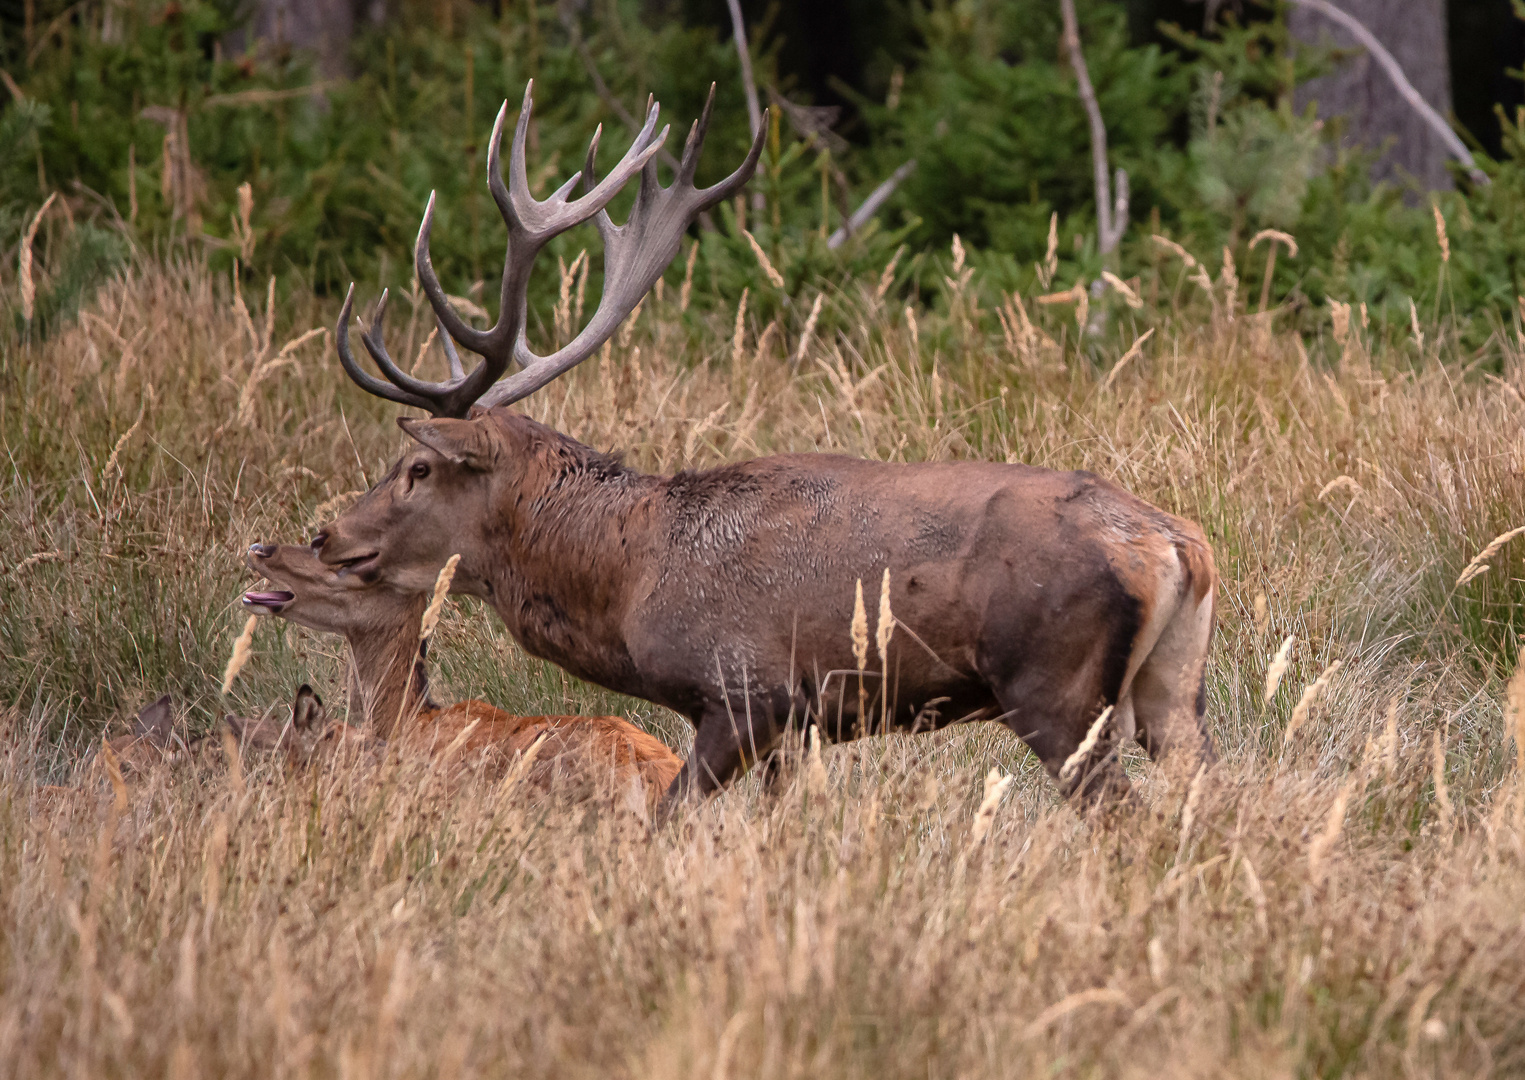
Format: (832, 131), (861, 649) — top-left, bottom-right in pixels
(132, 694), (174, 745)
(292, 685), (328, 731)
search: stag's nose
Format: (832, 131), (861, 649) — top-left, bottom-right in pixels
(309, 531), (328, 552)
(248, 543), (277, 559)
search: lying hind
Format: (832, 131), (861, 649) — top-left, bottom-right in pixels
(240, 542), (681, 798)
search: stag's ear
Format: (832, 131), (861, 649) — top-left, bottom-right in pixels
(132, 694), (174, 746)
(398, 417), (495, 471)
(292, 685), (328, 732)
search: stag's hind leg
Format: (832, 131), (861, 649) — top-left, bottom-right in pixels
(1130, 587), (1216, 770)
(987, 661), (1135, 806)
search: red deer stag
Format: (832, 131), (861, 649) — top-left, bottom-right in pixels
(308, 82), (1217, 807)
(241, 542), (682, 798)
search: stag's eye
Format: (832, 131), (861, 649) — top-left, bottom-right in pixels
(409, 462), (430, 481)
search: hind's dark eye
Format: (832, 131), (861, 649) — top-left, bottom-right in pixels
(409, 462), (430, 480)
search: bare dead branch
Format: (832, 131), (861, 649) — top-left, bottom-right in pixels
(724, 0), (764, 141)
(725, 0), (768, 213)
(1059, 0), (1129, 261)
(827, 159), (917, 251)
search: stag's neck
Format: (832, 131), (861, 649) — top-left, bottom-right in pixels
(484, 417), (660, 689)
(343, 603), (438, 739)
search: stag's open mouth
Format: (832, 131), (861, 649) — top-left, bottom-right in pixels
(242, 590), (295, 613)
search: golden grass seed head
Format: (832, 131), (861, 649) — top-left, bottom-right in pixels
(680, 239), (699, 313)
(1059, 705), (1112, 786)
(967, 768), (1012, 848)
(851, 578), (869, 673)
(1284, 659), (1344, 745)
(874, 245), (905, 300)
(1252, 592), (1269, 635)
(743, 230), (785, 289)
(875, 567), (894, 665)
(220, 615), (260, 695)
(1433, 203), (1450, 264)
(1455, 525), (1525, 586)
(18, 192), (58, 324)
(1307, 778), (1354, 888)
(418, 554), (462, 643)
(1250, 229), (1299, 259)
(1329, 300), (1352, 345)
(1264, 635), (1296, 705)
(794, 293), (824, 368)
(731, 287), (750, 359)
(1431, 729), (1454, 830)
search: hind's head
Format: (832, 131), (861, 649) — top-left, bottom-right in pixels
(241, 542), (423, 637)
(103, 693), (178, 775)
(226, 685), (382, 767)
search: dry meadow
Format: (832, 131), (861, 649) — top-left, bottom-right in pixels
(4, 250), (1525, 1078)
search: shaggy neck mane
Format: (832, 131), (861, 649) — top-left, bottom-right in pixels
(508, 413), (636, 485)
(484, 411), (659, 687)
(493, 411), (652, 516)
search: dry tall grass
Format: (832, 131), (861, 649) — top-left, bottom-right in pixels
(4, 253), (1525, 1076)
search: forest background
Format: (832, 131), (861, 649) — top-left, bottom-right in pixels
(2, 0), (1523, 351)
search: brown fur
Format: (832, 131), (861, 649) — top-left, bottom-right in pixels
(314, 409), (1218, 805)
(242, 543), (681, 799)
(32, 696), (227, 810)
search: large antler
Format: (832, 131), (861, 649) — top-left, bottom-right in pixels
(336, 82), (766, 419)
(479, 84), (764, 408)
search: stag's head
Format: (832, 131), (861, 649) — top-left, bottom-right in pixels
(315, 81), (763, 594)
(309, 417), (505, 595)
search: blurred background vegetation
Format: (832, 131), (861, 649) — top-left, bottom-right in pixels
(0, 0), (1522, 349)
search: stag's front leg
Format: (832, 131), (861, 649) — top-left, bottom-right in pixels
(661, 699), (780, 809)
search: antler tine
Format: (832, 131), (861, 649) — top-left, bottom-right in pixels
(354, 289), (460, 401)
(677, 83), (719, 186)
(476, 97), (768, 410)
(582, 124), (602, 190)
(336, 82), (711, 418)
(492, 84), (666, 243)
(493, 85), (530, 227)
(436, 314), (466, 381)
(413, 190), (490, 357)
(334, 285), (436, 412)
(687, 84), (766, 204)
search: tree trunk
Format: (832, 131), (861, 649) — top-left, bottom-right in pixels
(1291, 0), (1455, 192)
(236, 1), (388, 81)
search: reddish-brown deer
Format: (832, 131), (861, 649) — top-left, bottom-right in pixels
(303, 82), (1217, 808)
(241, 542), (682, 798)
